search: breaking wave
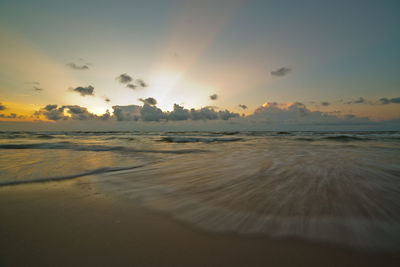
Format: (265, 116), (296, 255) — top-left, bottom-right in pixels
(94, 137), (400, 252)
(0, 164), (146, 187)
(0, 142), (208, 154)
(160, 136), (243, 143)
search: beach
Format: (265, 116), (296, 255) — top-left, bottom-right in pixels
(0, 131), (399, 266)
(1, 179), (399, 267)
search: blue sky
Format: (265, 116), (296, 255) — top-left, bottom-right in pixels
(0, 0), (399, 128)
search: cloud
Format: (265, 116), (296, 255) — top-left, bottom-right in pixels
(248, 102), (375, 127)
(140, 104), (165, 121)
(66, 62), (89, 70)
(168, 104), (191, 121)
(321, 101), (330, 106)
(217, 109), (240, 120)
(0, 113), (26, 119)
(271, 67), (292, 77)
(30, 98), (398, 132)
(139, 97), (157, 106)
(116, 73), (133, 84)
(210, 94), (218, 100)
(72, 85), (95, 96)
(346, 97), (365, 104)
(117, 74), (149, 89)
(136, 79), (148, 88)
(0, 102), (6, 111)
(14, 99), (397, 131)
(109, 102), (240, 122)
(36, 104), (110, 121)
(112, 105), (141, 121)
(35, 105), (67, 121)
(239, 104), (247, 110)
(44, 104), (58, 111)
(127, 80), (148, 90)
(190, 107), (238, 120)
(126, 84), (137, 90)
(379, 97), (400, 104)
(35, 102), (237, 122)
(64, 105), (96, 120)
(24, 81), (43, 92)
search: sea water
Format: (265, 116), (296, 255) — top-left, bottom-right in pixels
(0, 131), (399, 251)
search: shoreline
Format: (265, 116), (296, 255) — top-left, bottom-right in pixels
(0, 179), (399, 267)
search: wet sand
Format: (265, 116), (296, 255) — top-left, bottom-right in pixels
(0, 178), (398, 267)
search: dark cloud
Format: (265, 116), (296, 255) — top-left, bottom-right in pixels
(117, 74), (148, 89)
(112, 105), (142, 121)
(168, 104), (190, 121)
(109, 103), (239, 122)
(191, 107), (217, 120)
(27, 99), (399, 130)
(239, 104), (247, 110)
(0, 102), (6, 111)
(250, 102), (376, 127)
(0, 113), (26, 119)
(321, 102), (330, 106)
(44, 104), (58, 111)
(72, 85), (95, 96)
(139, 97), (157, 106)
(346, 97), (365, 104)
(189, 107), (239, 121)
(379, 97), (400, 104)
(24, 82), (43, 92)
(101, 110), (111, 120)
(66, 62), (89, 70)
(117, 73), (133, 84)
(126, 84), (137, 90)
(64, 105), (96, 120)
(36, 104), (110, 121)
(136, 79), (148, 88)
(288, 102), (308, 117)
(35, 105), (67, 121)
(210, 94), (218, 100)
(271, 67), (292, 77)
(217, 109), (240, 120)
(140, 104), (165, 121)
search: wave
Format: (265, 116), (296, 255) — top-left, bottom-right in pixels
(0, 165), (146, 187)
(104, 136), (135, 141)
(96, 143), (400, 252)
(323, 135), (370, 141)
(36, 134), (55, 139)
(295, 137), (316, 142)
(160, 136), (243, 143)
(294, 135), (374, 142)
(0, 142), (208, 154)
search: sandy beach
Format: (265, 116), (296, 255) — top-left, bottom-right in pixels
(1, 178), (398, 267)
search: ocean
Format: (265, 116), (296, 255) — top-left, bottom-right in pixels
(1, 131), (399, 252)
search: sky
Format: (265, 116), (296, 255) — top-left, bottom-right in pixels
(0, 0), (399, 130)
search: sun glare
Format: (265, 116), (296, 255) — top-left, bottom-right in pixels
(150, 70), (182, 91)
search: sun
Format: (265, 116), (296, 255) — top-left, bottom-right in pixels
(150, 70), (183, 91)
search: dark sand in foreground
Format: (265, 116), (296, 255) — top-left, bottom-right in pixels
(0, 178), (398, 267)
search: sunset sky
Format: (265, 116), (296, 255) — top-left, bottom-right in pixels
(0, 0), (399, 130)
